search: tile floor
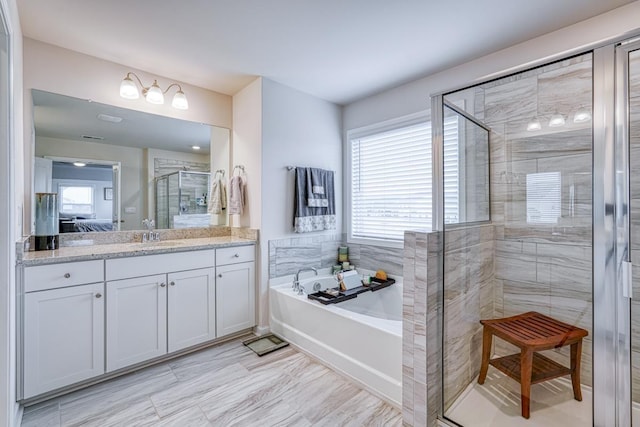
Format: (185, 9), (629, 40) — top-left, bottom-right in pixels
(445, 372), (592, 426)
(21, 335), (401, 427)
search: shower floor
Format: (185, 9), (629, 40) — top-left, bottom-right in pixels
(445, 372), (592, 426)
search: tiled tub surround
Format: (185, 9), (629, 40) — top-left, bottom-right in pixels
(269, 271), (402, 406)
(268, 233), (404, 279)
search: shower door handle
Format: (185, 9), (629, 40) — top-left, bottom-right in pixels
(622, 261), (633, 299)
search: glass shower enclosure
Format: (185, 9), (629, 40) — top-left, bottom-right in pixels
(155, 170), (211, 229)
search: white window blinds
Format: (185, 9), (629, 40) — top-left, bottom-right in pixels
(350, 117), (459, 244)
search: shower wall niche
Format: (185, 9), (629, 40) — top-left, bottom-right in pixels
(155, 170), (211, 229)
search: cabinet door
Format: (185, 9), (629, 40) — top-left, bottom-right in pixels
(106, 274), (167, 372)
(167, 268), (216, 352)
(216, 261), (255, 337)
(24, 283), (104, 398)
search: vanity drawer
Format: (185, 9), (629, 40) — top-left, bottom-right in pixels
(216, 245), (255, 266)
(106, 249), (215, 281)
(24, 260), (104, 292)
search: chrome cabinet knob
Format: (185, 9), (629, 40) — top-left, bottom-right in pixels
(64, 273), (71, 278)
(95, 293), (102, 298)
(218, 274), (222, 278)
(233, 253), (240, 258)
(170, 281), (175, 286)
(160, 283), (166, 287)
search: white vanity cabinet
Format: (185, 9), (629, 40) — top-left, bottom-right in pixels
(105, 274), (167, 371)
(21, 242), (256, 400)
(23, 261), (105, 399)
(105, 250), (216, 371)
(216, 246), (256, 337)
(167, 268), (216, 352)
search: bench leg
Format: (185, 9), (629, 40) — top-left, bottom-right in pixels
(520, 349), (533, 419)
(570, 340), (583, 401)
(478, 327), (492, 384)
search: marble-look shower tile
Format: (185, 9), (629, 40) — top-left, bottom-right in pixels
(495, 252), (537, 282)
(537, 56), (592, 118)
(503, 280), (551, 317)
(550, 289), (592, 332)
(484, 75), (537, 124)
(506, 127), (592, 162)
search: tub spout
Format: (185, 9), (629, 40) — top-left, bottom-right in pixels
(293, 267), (318, 293)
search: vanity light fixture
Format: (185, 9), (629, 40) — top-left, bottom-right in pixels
(119, 72), (189, 110)
(191, 145), (201, 150)
(526, 117), (542, 132)
(73, 162), (86, 167)
(548, 112), (566, 127)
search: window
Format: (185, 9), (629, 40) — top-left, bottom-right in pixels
(348, 115), (459, 246)
(59, 185), (94, 214)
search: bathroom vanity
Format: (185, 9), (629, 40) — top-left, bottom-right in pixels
(17, 235), (256, 401)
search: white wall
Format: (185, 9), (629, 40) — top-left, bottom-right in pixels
(36, 136), (144, 230)
(343, 1), (640, 131)
(1, 0), (21, 424)
(231, 78), (262, 230)
(22, 38), (233, 235)
(259, 78), (342, 329)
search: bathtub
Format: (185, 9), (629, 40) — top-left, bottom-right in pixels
(269, 272), (402, 406)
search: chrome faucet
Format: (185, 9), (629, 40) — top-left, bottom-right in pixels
(142, 219), (160, 242)
(293, 267), (317, 295)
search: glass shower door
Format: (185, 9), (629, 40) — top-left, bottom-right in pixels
(623, 41), (640, 427)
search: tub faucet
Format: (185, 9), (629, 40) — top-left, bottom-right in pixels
(293, 267), (317, 294)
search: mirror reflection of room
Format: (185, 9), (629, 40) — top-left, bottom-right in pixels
(31, 89), (230, 232)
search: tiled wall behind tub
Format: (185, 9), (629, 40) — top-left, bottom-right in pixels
(268, 234), (404, 278)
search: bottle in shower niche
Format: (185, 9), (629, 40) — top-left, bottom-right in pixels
(34, 192), (59, 251)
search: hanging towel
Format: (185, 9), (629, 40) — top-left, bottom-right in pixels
(306, 167), (329, 207)
(228, 175), (246, 215)
(207, 175), (227, 214)
(294, 167), (336, 233)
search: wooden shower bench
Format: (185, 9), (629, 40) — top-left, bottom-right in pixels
(478, 311), (588, 419)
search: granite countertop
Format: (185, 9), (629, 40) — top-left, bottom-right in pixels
(20, 236), (256, 266)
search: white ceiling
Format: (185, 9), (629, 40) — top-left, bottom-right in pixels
(18, 0), (634, 105)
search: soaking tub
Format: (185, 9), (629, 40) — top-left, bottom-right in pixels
(269, 272), (402, 406)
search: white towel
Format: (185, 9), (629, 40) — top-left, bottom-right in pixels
(207, 176), (227, 214)
(228, 175), (246, 215)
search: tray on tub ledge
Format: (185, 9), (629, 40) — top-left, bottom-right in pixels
(307, 277), (395, 305)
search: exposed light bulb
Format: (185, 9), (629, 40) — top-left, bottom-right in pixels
(573, 109), (591, 123)
(119, 76), (139, 99)
(526, 118), (541, 132)
(172, 90), (189, 110)
(73, 162), (86, 167)
(548, 113), (565, 127)
(145, 80), (164, 105)
(191, 145), (200, 150)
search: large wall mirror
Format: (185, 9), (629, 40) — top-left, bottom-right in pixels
(31, 89), (230, 232)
